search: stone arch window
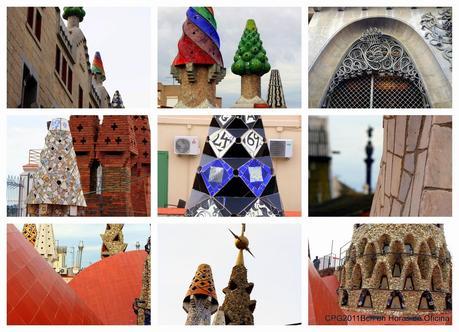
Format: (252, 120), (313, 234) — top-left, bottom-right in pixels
(351, 264), (363, 289)
(378, 234), (391, 255)
(323, 28), (430, 108)
(363, 243), (377, 278)
(403, 234), (416, 255)
(373, 262), (389, 289)
(402, 262), (419, 290)
(417, 242), (430, 279)
(419, 290), (435, 310)
(357, 289), (372, 308)
(341, 289), (349, 306)
(386, 290), (405, 310)
(431, 265), (443, 291)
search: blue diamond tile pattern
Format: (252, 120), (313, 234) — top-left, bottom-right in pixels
(200, 159), (234, 196)
(238, 159), (272, 197)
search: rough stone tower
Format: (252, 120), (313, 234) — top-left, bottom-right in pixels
(183, 264), (219, 325)
(22, 224), (37, 245)
(134, 237), (151, 325)
(100, 224), (128, 259)
(171, 7), (226, 108)
(34, 224), (58, 265)
(339, 224), (452, 315)
(26, 118), (86, 216)
(220, 224), (256, 325)
(185, 115), (284, 217)
(371, 116), (452, 216)
(232, 19), (270, 108)
(266, 69), (287, 108)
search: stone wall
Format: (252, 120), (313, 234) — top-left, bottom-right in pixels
(308, 7), (452, 108)
(7, 7), (110, 108)
(371, 116), (451, 216)
(69, 116), (151, 216)
(339, 224), (452, 315)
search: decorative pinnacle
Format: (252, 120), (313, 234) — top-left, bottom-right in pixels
(63, 7), (86, 22)
(228, 224), (254, 266)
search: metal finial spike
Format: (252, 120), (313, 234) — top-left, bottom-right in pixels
(246, 247), (255, 258)
(229, 228), (239, 240)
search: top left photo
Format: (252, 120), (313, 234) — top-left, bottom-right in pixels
(6, 7), (151, 109)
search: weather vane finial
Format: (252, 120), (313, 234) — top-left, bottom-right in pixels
(228, 223), (254, 266)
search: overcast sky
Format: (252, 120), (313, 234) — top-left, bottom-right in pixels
(65, 7), (151, 107)
(327, 116), (383, 192)
(13, 223), (150, 268)
(309, 223), (453, 265)
(158, 223), (301, 325)
(158, 7), (301, 108)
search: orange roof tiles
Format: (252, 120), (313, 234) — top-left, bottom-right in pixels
(7, 225), (101, 325)
(69, 250), (147, 325)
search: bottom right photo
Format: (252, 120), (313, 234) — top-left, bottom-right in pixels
(308, 223), (452, 325)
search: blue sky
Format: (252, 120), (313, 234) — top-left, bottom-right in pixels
(13, 223), (150, 268)
(158, 223), (301, 325)
(328, 115), (384, 192)
(158, 7), (302, 108)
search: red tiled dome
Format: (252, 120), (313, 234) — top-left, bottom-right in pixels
(308, 260), (346, 325)
(7, 224), (101, 325)
(69, 250), (147, 325)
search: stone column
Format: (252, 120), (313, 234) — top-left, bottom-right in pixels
(232, 19), (271, 108)
(100, 224), (128, 259)
(183, 264), (219, 325)
(171, 7), (225, 108)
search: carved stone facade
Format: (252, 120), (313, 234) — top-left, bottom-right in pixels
(339, 224), (452, 315)
(100, 224), (127, 259)
(370, 116), (452, 216)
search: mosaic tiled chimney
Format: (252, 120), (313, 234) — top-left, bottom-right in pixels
(171, 7), (226, 108)
(219, 224), (256, 325)
(69, 115), (151, 216)
(232, 19), (270, 108)
(339, 224), (452, 315)
(27, 118), (86, 216)
(22, 224), (37, 245)
(371, 116), (452, 216)
(183, 264), (219, 325)
(100, 224), (128, 259)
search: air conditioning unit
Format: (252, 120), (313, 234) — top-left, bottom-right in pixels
(174, 136), (200, 155)
(269, 139), (293, 158)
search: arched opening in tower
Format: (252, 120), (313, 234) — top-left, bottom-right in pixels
(358, 238), (367, 257)
(374, 261), (389, 289)
(418, 290), (435, 310)
(357, 289), (372, 308)
(431, 265), (443, 292)
(403, 234), (416, 255)
(378, 234), (391, 255)
(387, 290), (405, 310)
(341, 289), (349, 306)
(403, 262), (419, 290)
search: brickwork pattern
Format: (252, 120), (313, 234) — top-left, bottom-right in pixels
(371, 116), (452, 216)
(69, 115), (151, 216)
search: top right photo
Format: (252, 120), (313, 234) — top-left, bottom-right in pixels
(308, 7), (452, 109)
